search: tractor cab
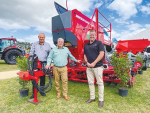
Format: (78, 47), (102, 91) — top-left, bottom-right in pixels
(0, 38), (22, 64)
(0, 38), (16, 52)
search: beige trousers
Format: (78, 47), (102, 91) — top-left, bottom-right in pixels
(53, 66), (68, 96)
(86, 66), (104, 101)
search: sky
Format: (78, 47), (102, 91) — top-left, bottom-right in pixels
(0, 0), (150, 47)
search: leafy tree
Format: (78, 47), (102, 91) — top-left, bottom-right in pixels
(135, 55), (145, 71)
(111, 51), (131, 88)
(16, 56), (29, 89)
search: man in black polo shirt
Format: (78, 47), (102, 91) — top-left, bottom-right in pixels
(84, 30), (104, 107)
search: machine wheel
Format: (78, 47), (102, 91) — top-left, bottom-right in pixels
(4, 49), (22, 64)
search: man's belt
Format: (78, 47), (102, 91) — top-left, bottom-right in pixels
(54, 65), (66, 68)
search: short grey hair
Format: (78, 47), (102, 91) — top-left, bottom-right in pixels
(57, 38), (64, 42)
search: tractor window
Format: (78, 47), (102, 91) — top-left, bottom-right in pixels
(0, 39), (11, 52)
(10, 40), (15, 46)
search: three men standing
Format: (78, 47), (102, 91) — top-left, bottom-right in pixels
(84, 30), (105, 107)
(29, 30), (104, 107)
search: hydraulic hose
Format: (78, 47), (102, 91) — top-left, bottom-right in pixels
(27, 54), (52, 93)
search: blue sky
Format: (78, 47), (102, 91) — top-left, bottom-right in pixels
(0, 0), (150, 47)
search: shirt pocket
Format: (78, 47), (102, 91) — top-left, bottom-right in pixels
(54, 51), (59, 57)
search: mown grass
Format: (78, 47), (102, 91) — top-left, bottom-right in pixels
(0, 68), (150, 113)
(0, 60), (53, 72)
(0, 60), (19, 72)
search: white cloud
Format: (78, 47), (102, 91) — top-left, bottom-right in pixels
(114, 18), (129, 24)
(111, 29), (121, 39)
(0, 19), (29, 30)
(12, 30), (17, 33)
(130, 21), (134, 24)
(23, 35), (55, 47)
(145, 24), (150, 28)
(109, 15), (115, 20)
(111, 22), (146, 40)
(94, 1), (103, 8)
(0, 0), (97, 32)
(140, 3), (150, 14)
(45, 37), (56, 48)
(111, 27), (146, 41)
(17, 39), (25, 42)
(126, 23), (142, 31)
(107, 0), (142, 20)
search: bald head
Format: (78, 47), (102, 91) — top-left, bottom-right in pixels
(38, 33), (45, 44)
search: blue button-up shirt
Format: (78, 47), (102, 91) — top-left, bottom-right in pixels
(47, 46), (77, 67)
(128, 52), (135, 59)
(29, 41), (51, 62)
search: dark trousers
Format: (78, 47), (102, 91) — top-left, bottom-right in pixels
(40, 75), (45, 86)
(39, 61), (47, 86)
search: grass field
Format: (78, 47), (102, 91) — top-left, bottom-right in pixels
(0, 60), (19, 72)
(0, 61), (150, 112)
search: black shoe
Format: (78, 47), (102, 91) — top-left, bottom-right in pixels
(39, 86), (46, 96)
(30, 94), (34, 99)
(98, 101), (104, 107)
(85, 99), (95, 103)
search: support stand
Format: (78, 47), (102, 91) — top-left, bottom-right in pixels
(28, 81), (42, 105)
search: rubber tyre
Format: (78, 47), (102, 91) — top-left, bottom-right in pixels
(4, 49), (22, 64)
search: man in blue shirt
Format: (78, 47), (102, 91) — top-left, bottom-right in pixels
(45, 38), (80, 101)
(29, 33), (51, 99)
(128, 50), (136, 60)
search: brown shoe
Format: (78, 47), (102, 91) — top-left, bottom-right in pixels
(98, 101), (104, 107)
(85, 99), (95, 103)
(57, 94), (61, 99)
(63, 96), (70, 101)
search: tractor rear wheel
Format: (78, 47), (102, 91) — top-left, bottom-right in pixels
(4, 49), (22, 64)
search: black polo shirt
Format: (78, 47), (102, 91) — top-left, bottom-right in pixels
(84, 40), (104, 68)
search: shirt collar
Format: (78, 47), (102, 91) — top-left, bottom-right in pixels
(38, 41), (45, 45)
(57, 46), (64, 49)
(88, 39), (97, 45)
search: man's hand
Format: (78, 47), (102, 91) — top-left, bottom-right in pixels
(87, 62), (91, 68)
(90, 62), (96, 68)
(45, 65), (50, 69)
(77, 60), (81, 63)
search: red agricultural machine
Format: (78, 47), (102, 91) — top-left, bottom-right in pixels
(51, 2), (137, 85)
(116, 39), (150, 54)
(0, 38), (23, 64)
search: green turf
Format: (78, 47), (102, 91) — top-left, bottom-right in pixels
(0, 60), (19, 72)
(0, 60), (53, 72)
(0, 68), (150, 113)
